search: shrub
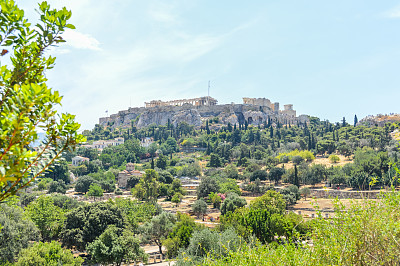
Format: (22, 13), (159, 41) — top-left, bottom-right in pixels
(329, 154), (340, 163)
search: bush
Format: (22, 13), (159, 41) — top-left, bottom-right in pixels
(183, 228), (241, 259)
(329, 154), (340, 163)
(15, 241), (83, 266)
(201, 191), (400, 265)
(220, 193), (247, 215)
(48, 180), (67, 194)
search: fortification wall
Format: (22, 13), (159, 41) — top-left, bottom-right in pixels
(99, 102), (308, 129)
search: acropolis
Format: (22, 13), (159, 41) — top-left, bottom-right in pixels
(145, 96), (218, 108)
(99, 96), (308, 129)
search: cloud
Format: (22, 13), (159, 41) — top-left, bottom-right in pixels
(61, 29), (101, 51)
(382, 5), (400, 18)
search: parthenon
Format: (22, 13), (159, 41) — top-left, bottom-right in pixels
(145, 96), (217, 108)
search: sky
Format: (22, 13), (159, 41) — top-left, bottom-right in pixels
(16, 1), (400, 130)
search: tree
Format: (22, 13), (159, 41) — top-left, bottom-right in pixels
(50, 193), (82, 210)
(0, 204), (39, 264)
(87, 225), (148, 266)
(269, 167), (286, 184)
(197, 176), (219, 199)
(15, 241), (83, 266)
(209, 192), (222, 209)
(156, 154), (168, 170)
(87, 183), (103, 200)
(61, 202), (126, 251)
(329, 154), (340, 163)
(192, 199), (208, 218)
(47, 180), (67, 194)
(220, 193), (247, 215)
(250, 190), (286, 215)
(299, 187), (311, 200)
(184, 228), (241, 258)
(44, 160), (70, 184)
(163, 213), (196, 258)
(0, 1), (85, 202)
(25, 195), (65, 241)
(132, 169), (159, 202)
(224, 164), (239, 179)
(209, 153), (222, 167)
(171, 192), (183, 207)
(354, 114), (358, 127)
(140, 212), (176, 255)
(75, 175), (98, 193)
(250, 169), (268, 181)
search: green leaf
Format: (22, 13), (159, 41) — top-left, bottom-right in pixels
(65, 24), (75, 29)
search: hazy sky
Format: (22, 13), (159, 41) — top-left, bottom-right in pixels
(18, 1), (400, 130)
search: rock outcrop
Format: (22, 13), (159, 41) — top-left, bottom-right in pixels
(137, 108), (201, 128)
(99, 102), (308, 129)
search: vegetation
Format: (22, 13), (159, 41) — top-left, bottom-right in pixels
(0, 0), (84, 202)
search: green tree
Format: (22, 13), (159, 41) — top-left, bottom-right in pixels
(156, 154), (168, 170)
(87, 183), (103, 200)
(44, 160), (70, 184)
(171, 192), (183, 207)
(47, 180), (67, 194)
(0, 1), (84, 202)
(224, 164), (239, 179)
(329, 154), (340, 163)
(163, 213), (196, 258)
(61, 202), (126, 251)
(209, 192), (222, 209)
(209, 153), (222, 167)
(197, 176), (219, 199)
(192, 199), (208, 218)
(299, 186), (311, 200)
(75, 175), (97, 193)
(268, 167), (286, 184)
(15, 241), (83, 266)
(250, 190), (286, 215)
(132, 169), (159, 202)
(140, 212), (176, 255)
(87, 225), (148, 266)
(25, 195), (65, 241)
(0, 204), (39, 264)
(220, 193), (247, 215)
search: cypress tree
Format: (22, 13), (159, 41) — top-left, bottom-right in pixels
(294, 164), (299, 187)
(354, 115), (358, 127)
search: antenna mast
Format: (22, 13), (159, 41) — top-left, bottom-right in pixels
(208, 80), (210, 106)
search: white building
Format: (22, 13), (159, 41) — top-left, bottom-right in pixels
(84, 137), (125, 151)
(140, 137), (154, 148)
(72, 156), (90, 166)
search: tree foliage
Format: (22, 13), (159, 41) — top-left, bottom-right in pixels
(87, 225), (147, 266)
(15, 241), (83, 266)
(61, 201), (126, 251)
(0, 204), (39, 264)
(0, 1), (84, 202)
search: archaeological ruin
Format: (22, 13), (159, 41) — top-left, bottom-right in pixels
(99, 96), (308, 129)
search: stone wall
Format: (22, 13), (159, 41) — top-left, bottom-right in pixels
(99, 102), (309, 129)
(311, 189), (384, 199)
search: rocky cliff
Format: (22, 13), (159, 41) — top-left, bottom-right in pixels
(99, 103), (308, 129)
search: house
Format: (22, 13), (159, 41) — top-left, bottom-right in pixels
(83, 137), (125, 151)
(118, 163), (144, 189)
(72, 156), (90, 166)
(140, 137), (154, 148)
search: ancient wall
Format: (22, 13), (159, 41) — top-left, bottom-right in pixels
(99, 100), (308, 129)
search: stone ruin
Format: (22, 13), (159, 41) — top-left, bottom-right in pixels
(99, 96), (308, 129)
